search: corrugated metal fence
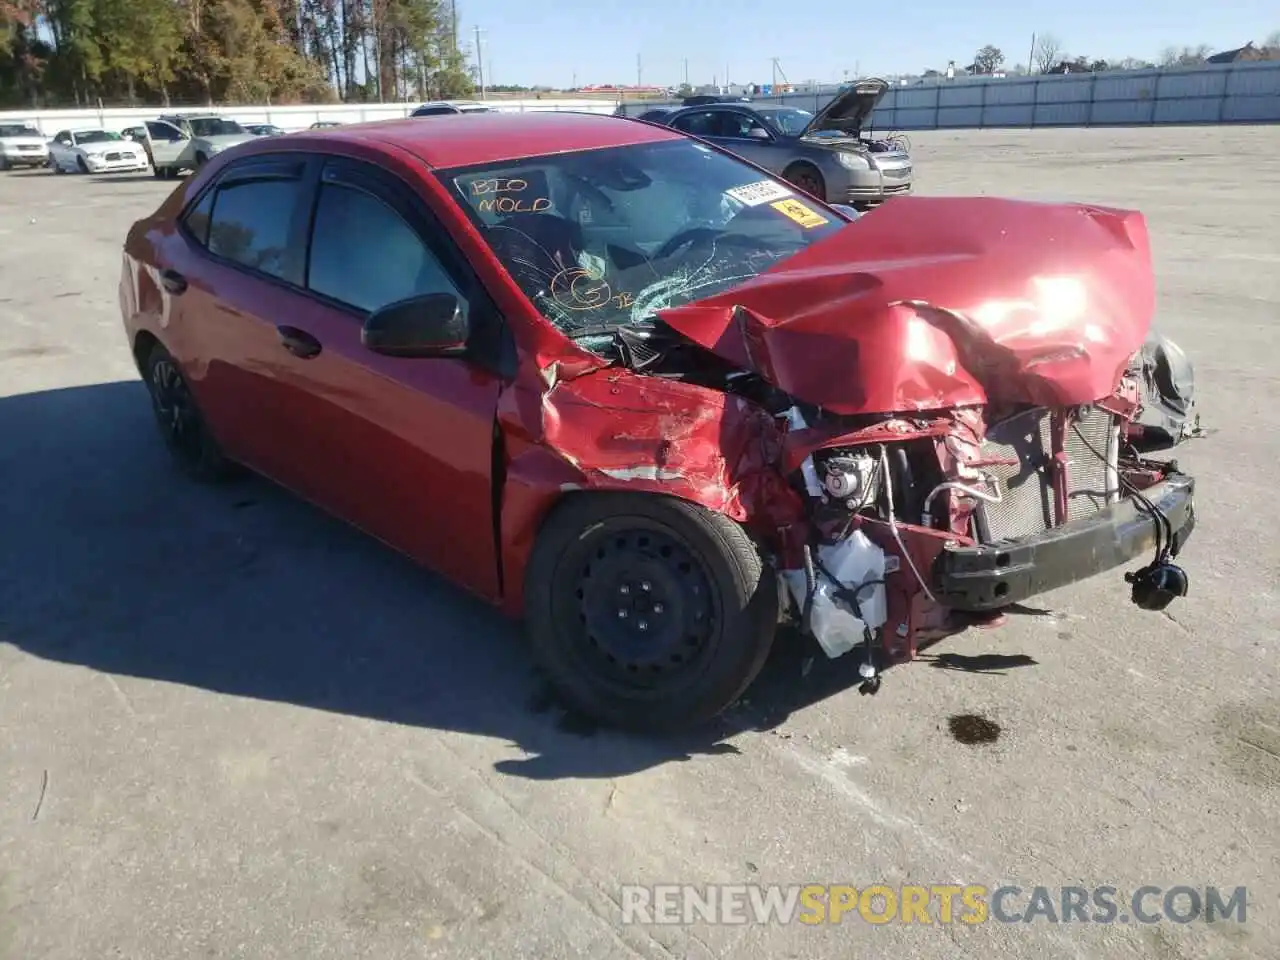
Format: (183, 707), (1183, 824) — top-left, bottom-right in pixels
(622, 61), (1280, 130)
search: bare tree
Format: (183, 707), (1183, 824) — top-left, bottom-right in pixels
(972, 45), (1004, 74)
(1033, 34), (1063, 74)
(1160, 44), (1212, 67)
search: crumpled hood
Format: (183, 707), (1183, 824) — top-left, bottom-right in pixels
(656, 196), (1156, 415)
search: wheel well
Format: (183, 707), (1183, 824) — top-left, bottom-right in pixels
(132, 330), (160, 377)
(782, 161), (824, 194)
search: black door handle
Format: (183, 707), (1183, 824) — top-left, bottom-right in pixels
(160, 269), (187, 295)
(277, 325), (322, 359)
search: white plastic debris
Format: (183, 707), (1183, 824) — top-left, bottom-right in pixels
(786, 531), (889, 660)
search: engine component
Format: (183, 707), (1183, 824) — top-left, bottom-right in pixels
(795, 531), (889, 660)
(819, 451), (879, 508)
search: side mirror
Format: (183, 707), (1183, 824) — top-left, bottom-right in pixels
(362, 292), (468, 358)
(746, 127), (771, 140)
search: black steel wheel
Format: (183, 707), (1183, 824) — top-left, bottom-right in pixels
(525, 494), (778, 733)
(143, 343), (237, 482)
(783, 163), (826, 201)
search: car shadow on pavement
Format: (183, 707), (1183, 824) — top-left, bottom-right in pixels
(1, 381), (915, 780)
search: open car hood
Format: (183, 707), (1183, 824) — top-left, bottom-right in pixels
(656, 196), (1157, 416)
(801, 78), (890, 138)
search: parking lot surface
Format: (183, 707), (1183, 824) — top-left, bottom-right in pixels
(2, 125), (1279, 960)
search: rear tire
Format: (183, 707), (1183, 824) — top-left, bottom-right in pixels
(783, 163), (826, 202)
(524, 493), (778, 733)
(153, 166), (168, 180)
(142, 343), (239, 482)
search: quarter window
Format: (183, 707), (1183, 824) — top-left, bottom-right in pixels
(182, 189), (215, 246)
(306, 181), (460, 313)
(206, 178), (300, 279)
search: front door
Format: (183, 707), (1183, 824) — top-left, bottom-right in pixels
(144, 120), (188, 170)
(241, 157), (507, 598)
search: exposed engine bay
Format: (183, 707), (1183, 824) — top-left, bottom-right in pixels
(587, 317), (1201, 693)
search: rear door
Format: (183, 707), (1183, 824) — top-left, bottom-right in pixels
(156, 154), (318, 482)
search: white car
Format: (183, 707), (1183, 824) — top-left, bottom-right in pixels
(48, 128), (149, 175)
(0, 121), (50, 170)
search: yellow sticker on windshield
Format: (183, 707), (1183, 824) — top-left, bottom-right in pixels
(770, 198), (829, 228)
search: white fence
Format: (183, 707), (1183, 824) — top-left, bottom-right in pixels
(0, 98), (619, 135)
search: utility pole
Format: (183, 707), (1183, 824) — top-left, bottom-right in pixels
(683, 58), (688, 87)
(636, 53), (642, 88)
(1028, 32), (1037, 74)
(451, 0), (458, 55)
(474, 26), (486, 99)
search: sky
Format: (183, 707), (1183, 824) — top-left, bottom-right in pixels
(460, 0), (1277, 89)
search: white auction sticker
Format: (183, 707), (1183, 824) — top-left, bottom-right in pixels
(725, 180), (794, 207)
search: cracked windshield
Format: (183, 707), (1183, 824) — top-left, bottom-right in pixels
(441, 139), (848, 337)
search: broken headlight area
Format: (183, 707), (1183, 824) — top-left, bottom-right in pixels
(776, 394), (1196, 693)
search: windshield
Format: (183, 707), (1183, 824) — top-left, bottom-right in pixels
(0, 124), (41, 137)
(188, 118), (246, 137)
(75, 130), (121, 144)
(756, 107), (813, 137)
(439, 139), (848, 337)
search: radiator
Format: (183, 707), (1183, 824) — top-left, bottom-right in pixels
(973, 407), (1119, 543)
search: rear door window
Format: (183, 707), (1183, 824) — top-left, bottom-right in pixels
(204, 167), (304, 281)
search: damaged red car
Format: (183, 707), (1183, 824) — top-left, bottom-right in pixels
(119, 113), (1201, 731)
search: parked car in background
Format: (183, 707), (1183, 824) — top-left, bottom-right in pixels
(632, 107), (678, 124)
(409, 100), (493, 117)
(656, 79), (912, 208)
(246, 123), (287, 137)
(147, 114), (257, 176)
(118, 112), (1198, 732)
(310, 121), (343, 129)
(0, 121), (50, 170)
(49, 128), (148, 174)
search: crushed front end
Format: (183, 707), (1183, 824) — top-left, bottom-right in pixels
(774, 349), (1198, 688)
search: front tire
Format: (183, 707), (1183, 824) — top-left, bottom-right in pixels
(525, 494), (779, 733)
(783, 163), (826, 202)
(76, 156), (88, 174)
(142, 343), (238, 482)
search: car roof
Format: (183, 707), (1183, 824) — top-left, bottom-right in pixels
(273, 112), (683, 169)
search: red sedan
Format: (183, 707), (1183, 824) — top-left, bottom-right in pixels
(119, 112), (1200, 731)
